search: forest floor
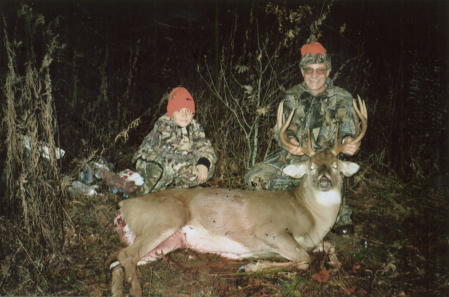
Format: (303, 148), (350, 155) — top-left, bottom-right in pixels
(2, 168), (449, 297)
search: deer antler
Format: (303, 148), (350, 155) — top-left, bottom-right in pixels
(277, 101), (315, 157)
(331, 95), (368, 156)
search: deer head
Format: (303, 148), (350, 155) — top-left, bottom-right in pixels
(277, 95), (368, 158)
(277, 97), (367, 193)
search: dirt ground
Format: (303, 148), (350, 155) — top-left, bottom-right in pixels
(2, 171), (449, 297)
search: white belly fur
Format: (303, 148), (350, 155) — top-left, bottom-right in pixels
(181, 225), (252, 257)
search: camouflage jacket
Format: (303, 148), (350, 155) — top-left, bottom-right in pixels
(132, 114), (217, 168)
(274, 78), (358, 152)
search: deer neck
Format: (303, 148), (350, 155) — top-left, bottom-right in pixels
(295, 175), (342, 222)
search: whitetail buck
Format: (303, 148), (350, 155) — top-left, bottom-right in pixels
(110, 97), (367, 297)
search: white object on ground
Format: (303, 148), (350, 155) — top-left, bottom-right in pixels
(118, 169), (144, 186)
(20, 134), (65, 160)
(70, 180), (98, 196)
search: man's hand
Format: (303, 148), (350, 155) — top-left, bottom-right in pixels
(286, 138), (306, 156)
(342, 137), (360, 156)
(196, 165), (209, 183)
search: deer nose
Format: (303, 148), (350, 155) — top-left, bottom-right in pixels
(317, 169), (332, 191)
(318, 176), (332, 191)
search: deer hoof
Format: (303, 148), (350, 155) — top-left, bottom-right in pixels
(237, 265), (247, 273)
(333, 224), (354, 236)
(110, 261), (121, 270)
(237, 261), (257, 273)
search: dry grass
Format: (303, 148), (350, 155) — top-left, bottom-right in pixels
(1, 4), (67, 292)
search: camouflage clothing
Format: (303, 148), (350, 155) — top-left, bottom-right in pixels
(299, 53), (332, 70)
(133, 114), (216, 193)
(244, 78), (359, 227)
(274, 78), (358, 153)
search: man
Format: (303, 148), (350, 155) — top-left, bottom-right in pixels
(244, 42), (361, 231)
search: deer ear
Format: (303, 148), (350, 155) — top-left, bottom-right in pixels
(283, 164), (307, 179)
(340, 161), (360, 177)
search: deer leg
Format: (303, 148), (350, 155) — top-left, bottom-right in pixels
(239, 233), (310, 272)
(239, 259), (308, 273)
(117, 237), (146, 297)
(111, 265), (124, 297)
(117, 216), (188, 297)
(313, 241), (340, 269)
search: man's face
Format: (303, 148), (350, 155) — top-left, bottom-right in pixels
(171, 108), (194, 127)
(301, 63), (330, 96)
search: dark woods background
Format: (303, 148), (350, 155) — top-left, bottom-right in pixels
(0, 0), (448, 294)
(1, 0), (448, 177)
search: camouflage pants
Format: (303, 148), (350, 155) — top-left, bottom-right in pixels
(244, 150), (352, 227)
(136, 158), (215, 194)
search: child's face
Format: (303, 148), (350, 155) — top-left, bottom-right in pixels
(171, 108), (194, 127)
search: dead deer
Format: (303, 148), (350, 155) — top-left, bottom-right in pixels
(110, 97), (367, 297)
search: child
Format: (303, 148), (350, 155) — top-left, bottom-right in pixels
(132, 87), (217, 194)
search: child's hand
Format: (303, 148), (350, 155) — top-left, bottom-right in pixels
(196, 165), (208, 183)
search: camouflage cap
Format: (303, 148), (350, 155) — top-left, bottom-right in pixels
(299, 42), (331, 70)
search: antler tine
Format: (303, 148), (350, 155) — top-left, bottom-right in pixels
(305, 129), (314, 157)
(351, 95), (368, 144)
(277, 101), (296, 151)
(277, 101), (315, 157)
(331, 95), (368, 156)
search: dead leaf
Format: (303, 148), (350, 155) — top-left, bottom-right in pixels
(356, 288), (367, 296)
(242, 85), (253, 94)
(87, 284), (103, 297)
(356, 184), (366, 195)
(205, 175), (224, 188)
(1, 264), (10, 277)
(312, 268), (330, 282)
(257, 105), (270, 116)
(340, 23), (346, 34)
(383, 263), (396, 274)
(235, 65), (249, 74)
(416, 267), (425, 275)
(62, 237), (70, 252)
(416, 254), (426, 261)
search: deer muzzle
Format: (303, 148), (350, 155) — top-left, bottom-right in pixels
(317, 175), (332, 191)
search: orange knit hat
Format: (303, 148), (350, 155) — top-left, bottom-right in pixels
(167, 87), (195, 118)
(300, 42), (327, 56)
